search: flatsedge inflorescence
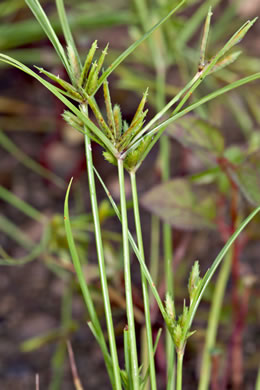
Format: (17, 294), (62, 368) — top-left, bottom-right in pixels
(164, 261), (202, 355)
(37, 40), (152, 172)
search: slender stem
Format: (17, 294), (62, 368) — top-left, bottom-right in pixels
(149, 215), (160, 303)
(256, 366), (260, 390)
(176, 352), (184, 390)
(117, 159), (139, 390)
(160, 102), (175, 390)
(198, 249), (233, 390)
(164, 222), (175, 390)
(130, 171), (157, 390)
(94, 165), (166, 319)
(83, 105), (122, 390)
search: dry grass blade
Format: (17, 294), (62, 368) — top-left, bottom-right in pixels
(67, 340), (84, 390)
(35, 373), (39, 390)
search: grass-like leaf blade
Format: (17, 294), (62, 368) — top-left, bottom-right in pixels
(25, 0), (71, 76)
(64, 178), (115, 387)
(94, 0), (185, 94)
(0, 54), (117, 156)
(181, 205), (260, 345)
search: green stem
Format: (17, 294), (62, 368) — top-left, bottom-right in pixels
(256, 366), (260, 390)
(83, 105), (122, 390)
(149, 215), (160, 303)
(160, 115), (175, 390)
(198, 249), (233, 390)
(117, 159), (139, 390)
(176, 351), (184, 390)
(130, 171), (157, 390)
(94, 165), (166, 319)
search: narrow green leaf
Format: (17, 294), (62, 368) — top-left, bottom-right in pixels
(55, 0), (81, 71)
(223, 17), (258, 54)
(199, 7), (213, 69)
(126, 72), (260, 164)
(93, 167), (166, 319)
(0, 54), (117, 155)
(181, 205), (260, 346)
(64, 179), (115, 386)
(35, 66), (82, 100)
(95, 0), (185, 94)
(131, 19), (258, 154)
(177, 0), (220, 49)
(25, 0), (71, 76)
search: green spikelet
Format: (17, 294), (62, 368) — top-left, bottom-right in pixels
(130, 88), (148, 126)
(165, 293), (175, 321)
(63, 110), (83, 127)
(35, 67), (82, 100)
(122, 120), (128, 133)
(223, 18), (257, 54)
(173, 324), (182, 350)
(113, 104), (122, 140)
(179, 301), (189, 328)
(96, 43), (109, 77)
(87, 97), (113, 141)
(117, 110), (148, 152)
(188, 260), (201, 304)
(208, 51), (241, 74)
(103, 151), (117, 166)
(85, 61), (98, 95)
(57, 88), (82, 103)
(79, 40), (98, 87)
(103, 80), (116, 138)
(63, 110), (84, 134)
(67, 44), (81, 82)
(124, 135), (152, 172)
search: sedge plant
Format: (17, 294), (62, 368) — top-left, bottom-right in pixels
(1, 0), (260, 389)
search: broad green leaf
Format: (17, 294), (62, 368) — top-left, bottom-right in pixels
(141, 178), (216, 230)
(228, 150), (260, 205)
(167, 116), (225, 157)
